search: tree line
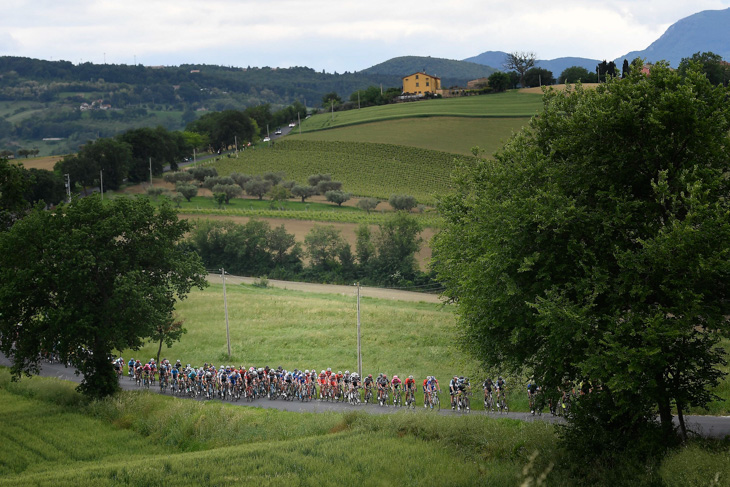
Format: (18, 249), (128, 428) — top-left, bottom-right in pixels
(187, 211), (433, 289)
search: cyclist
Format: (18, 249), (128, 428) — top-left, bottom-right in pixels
(483, 377), (494, 411)
(318, 370), (327, 398)
(527, 378), (539, 414)
(391, 375), (402, 405)
(170, 363), (180, 391)
(376, 373), (387, 404)
(496, 376), (507, 411)
(328, 371), (338, 400)
(449, 376), (460, 410)
(127, 357), (136, 379)
(350, 372), (360, 396)
(149, 359), (157, 383)
(363, 374), (374, 402)
(404, 375), (416, 406)
(458, 376), (470, 411)
(342, 371), (351, 400)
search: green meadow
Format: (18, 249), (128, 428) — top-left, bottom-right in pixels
(123, 283), (464, 393)
(290, 116), (529, 157)
(300, 91), (543, 133)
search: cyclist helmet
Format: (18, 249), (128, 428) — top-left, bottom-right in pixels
(186, 363), (190, 368)
(409, 375), (414, 379)
(327, 367), (331, 372)
(393, 375), (398, 379)
(378, 373), (383, 378)
(368, 374), (372, 378)
(498, 376), (503, 380)
(337, 371), (342, 375)
(345, 370), (349, 375)
(305, 370), (309, 374)
(321, 370), (325, 374)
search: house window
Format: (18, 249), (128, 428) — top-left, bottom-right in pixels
(426, 81), (430, 86)
(416, 82), (419, 87)
(416, 74), (419, 79)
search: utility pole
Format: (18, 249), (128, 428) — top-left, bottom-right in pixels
(356, 282), (362, 378)
(235, 135), (238, 157)
(358, 91), (360, 109)
(193, 148), (196, 164)
(99, 170), (104, 201)
(298, 112), (301, 135)
(149, 157), (152, 186)
(331, 100), (334, 122)
(64, 173), (71, 202)
(221, 268), (231, 358)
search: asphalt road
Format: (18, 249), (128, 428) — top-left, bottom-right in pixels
(3, 354), (729, 438)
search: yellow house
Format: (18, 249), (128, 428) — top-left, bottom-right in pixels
(402, 72), (441, 94)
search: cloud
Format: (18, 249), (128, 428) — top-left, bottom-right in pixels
(1, 1), (728, 70)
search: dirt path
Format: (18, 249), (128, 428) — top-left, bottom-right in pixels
(208, 274), (443, 304)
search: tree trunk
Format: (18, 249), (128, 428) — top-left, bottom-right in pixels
(656, 374), (675, 440)
(677, 401), (688, 442)
(156, 337), (163, 366)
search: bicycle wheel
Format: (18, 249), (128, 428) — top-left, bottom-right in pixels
(434, 394), (441, 411)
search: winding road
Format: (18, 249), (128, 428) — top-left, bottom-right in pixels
(2, 353), (729, 438)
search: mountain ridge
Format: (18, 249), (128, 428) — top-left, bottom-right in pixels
(614, 8), (730, 67)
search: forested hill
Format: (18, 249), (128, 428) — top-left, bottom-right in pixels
(360, 56), (497, 85)
(0, 56), (400, 108)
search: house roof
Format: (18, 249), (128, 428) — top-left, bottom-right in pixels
(402, 72), (440, 80)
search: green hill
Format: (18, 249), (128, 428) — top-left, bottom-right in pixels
(361, 55), (497, 84)
(211, 139), (472, 204)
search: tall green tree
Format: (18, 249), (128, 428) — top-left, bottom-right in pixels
(0, 196), (208, 398)
(372, 212), (422, 284)
(0, 158), (30, 229)
(558, 66), (596, 84)
(432, 61), (730, 449)
(523, 67), (554, 87)
(487, 72), (510, 92)
(678, 51), (729, 86)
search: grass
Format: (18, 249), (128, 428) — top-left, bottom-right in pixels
(0, 371), (562, 486)
(300, 91), (543, 133)
(123, 283), (460, 388)
(291, 116), (530, 157)
(3, 369), (729, 486)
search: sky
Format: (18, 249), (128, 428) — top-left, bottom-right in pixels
(1, 1), (729, 73)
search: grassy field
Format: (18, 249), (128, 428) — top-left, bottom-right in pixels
(0, 372), (566, 486)
(207, 140), (472, 205)
(300, 91), (543, 133)
(9, 155), (64, 171)
(2, 368), (728, 486)
(123, 283), (463, 391)
(290, 116), (529, 157)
